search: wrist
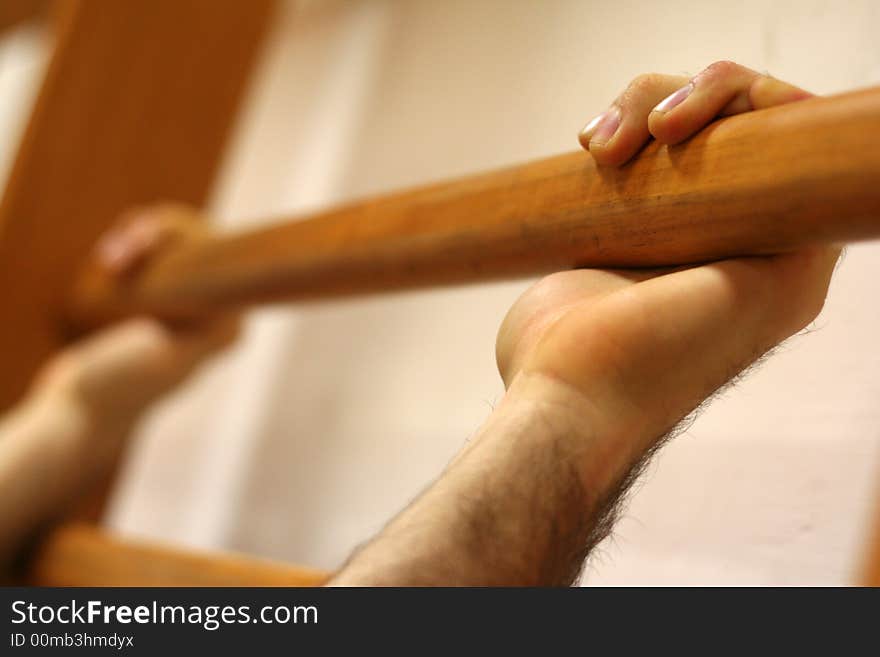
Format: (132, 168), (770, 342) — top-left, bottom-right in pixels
(337, 371), (642, 586)
(493, 369), (656, 501)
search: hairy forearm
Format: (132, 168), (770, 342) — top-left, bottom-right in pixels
(330, 373), (653, 586)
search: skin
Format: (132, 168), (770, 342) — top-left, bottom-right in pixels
(329, 62), (840, 585)
(0, 61), (842, 586)
(0, 211), (236, 571)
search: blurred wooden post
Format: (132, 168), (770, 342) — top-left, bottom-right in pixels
(0, 0), (49, 34)
(0, 0), (275, 411)
(0, 0), (280, 584)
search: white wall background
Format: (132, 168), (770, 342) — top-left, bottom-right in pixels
(3, 0), (880, 584)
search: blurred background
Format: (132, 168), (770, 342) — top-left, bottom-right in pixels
(2, 0), (880, 584)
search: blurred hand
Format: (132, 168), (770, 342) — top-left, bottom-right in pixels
(497, 62), (838, 468)
(33, 205), (238, 453)
(0, 205), (237, 567)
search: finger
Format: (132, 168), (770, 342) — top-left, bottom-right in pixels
(94, 204), (205, 276)
(579, 73), (689, 166)
(34, 318), (171, 404)
(43, 314), (239, 413)
(648, 60), (812, 144)
(94, 210), (163, 274)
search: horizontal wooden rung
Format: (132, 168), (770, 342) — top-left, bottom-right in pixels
(23, 522), (328, 587)
(68, 87), (880, 327)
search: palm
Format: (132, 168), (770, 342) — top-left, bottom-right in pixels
(497, 247), (837, 449)
(494, 63), (840, 444)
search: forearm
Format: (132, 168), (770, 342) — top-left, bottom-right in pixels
(0, 389), (91, 568)
(0, 316), (229, 571)
(330, 373), (652, 586)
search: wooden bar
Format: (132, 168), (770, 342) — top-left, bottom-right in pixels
(69, 87), (880, 327)
(24, 523), (327, 587)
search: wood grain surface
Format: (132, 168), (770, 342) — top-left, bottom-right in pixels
(68, 87), (880, 327)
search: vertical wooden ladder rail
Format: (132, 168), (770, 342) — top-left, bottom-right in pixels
(0, 0), (331, 585)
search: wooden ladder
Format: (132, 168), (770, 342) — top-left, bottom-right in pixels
(2, 1), (878, 586)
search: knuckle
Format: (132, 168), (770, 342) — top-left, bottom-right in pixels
(703, 59), (740, 79)
(624, 72), (664, 97)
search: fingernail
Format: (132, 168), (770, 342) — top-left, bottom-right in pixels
(580, 111), (606, 140)
(652, 82), (694, 114)
(579, 106), (621, 147)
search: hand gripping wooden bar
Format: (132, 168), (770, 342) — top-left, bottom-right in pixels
(69, 87), (880, 327)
